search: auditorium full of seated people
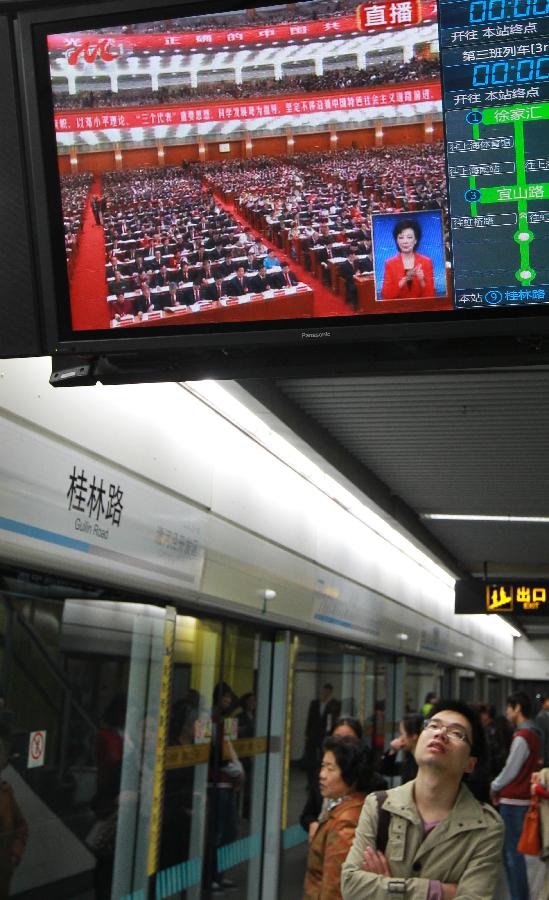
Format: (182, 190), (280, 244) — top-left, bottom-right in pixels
(58, 0), (445, 328)
(62, 139), (448, 327)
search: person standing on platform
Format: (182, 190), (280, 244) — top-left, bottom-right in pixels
(301, 717), (379, 843)
(206, 682), (243, 894)
(491, 690), (541, 900)
(421, 692), (437, 717)
(303, 736), (376, 900)
(0, 728), (27, 900)
(304, 685), (341, 790)
(89, 696), (125, 900)
(342, 700), (504, 899)
(379, 713), (422, 785)
(237, 692), (256, 821)
(479, 703), (513, 779)
(530, 767), (549, 899)
(536, 692), (549, 767)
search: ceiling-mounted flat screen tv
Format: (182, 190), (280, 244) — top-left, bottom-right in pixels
(14, 0), (549, 359)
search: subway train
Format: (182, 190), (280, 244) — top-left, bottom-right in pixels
(0, 357), (515, 899)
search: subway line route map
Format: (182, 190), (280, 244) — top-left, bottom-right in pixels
(439, 0), (549, 307)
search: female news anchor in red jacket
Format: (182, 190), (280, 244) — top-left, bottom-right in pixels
(381, 218), (435, 300)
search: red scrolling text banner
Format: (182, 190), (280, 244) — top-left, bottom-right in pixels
(47, 1), (437, 58)
(54, 82), (441, 134)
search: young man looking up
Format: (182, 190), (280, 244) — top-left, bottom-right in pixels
(341, 700), (503, 899)
(491, 690), (540, 900)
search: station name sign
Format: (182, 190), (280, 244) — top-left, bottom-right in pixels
(455, 579), (549, 615)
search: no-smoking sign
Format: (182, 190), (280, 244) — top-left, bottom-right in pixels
(27, 730), (46, 769)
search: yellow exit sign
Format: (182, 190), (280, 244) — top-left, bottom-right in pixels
(486, 584), (548, 613)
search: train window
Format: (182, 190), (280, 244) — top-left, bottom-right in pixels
(279, 634), (397, 897)
(0, 572), (277, 900)
(404, 658), (448, 715)
(159, 617), (273, 899)
(0, 576), (169, 899)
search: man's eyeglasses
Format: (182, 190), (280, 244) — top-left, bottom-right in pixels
(423, 718), (472, 747)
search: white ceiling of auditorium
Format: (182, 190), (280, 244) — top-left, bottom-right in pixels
(52, 24), (440, 147)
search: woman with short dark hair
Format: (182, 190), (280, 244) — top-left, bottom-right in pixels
(303, 736), (376, 899)
(300, 717), (375, 839)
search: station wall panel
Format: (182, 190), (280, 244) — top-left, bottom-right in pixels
(0, 359), (513, 674)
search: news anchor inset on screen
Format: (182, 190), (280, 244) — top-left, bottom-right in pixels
(372, 211), (446, 302)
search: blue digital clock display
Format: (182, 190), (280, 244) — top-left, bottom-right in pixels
(442, 53), (549, 94)
(438, 0), (549, 30)
(469, 0), (549, 23)
(473, 56), (549, 84)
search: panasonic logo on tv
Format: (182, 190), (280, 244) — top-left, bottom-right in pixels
(301, 331), (332, 339)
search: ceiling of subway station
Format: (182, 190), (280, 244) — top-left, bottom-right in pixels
(237, 366), (549, 638)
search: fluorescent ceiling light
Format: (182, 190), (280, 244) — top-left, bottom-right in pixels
(184, 381), (456, 588)
(423, 514), (549, 523)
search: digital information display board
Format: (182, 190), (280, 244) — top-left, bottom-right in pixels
(439, 0), (549, 309)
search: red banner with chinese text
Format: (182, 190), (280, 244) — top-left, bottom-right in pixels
(47, 1), (437, 60)
(54, 82), (441, 133)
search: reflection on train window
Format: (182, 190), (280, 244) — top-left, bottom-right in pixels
(0, 571), (506, 899)
(0, 574), (277, 899)
(278, 635), (396, 898)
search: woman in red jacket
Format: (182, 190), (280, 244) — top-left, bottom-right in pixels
(303, 736), (376, 899)
(381, 218), (435, 300)
(531, 770), (549, 899)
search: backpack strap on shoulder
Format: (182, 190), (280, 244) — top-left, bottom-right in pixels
(375, 790), (390, 853)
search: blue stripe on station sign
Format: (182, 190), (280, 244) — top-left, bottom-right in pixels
(217, 833), (261, 872)
(282, 823), (309, 850)
(314, 611), (355, 629)
(155, 857), (202, 899)
(0, 515), (90, 552)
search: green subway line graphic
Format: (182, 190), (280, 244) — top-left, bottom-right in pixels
(480, 182), (549, 202)
(512, 119), (534, 285)
(469, 122), (480, 218)
(467, 103), (547, 287)
(482, 102), (549, 125)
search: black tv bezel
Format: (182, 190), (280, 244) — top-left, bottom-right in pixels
(15, 0), (549, 360)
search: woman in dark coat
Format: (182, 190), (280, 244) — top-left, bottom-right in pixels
(379, 713), (422, 784)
